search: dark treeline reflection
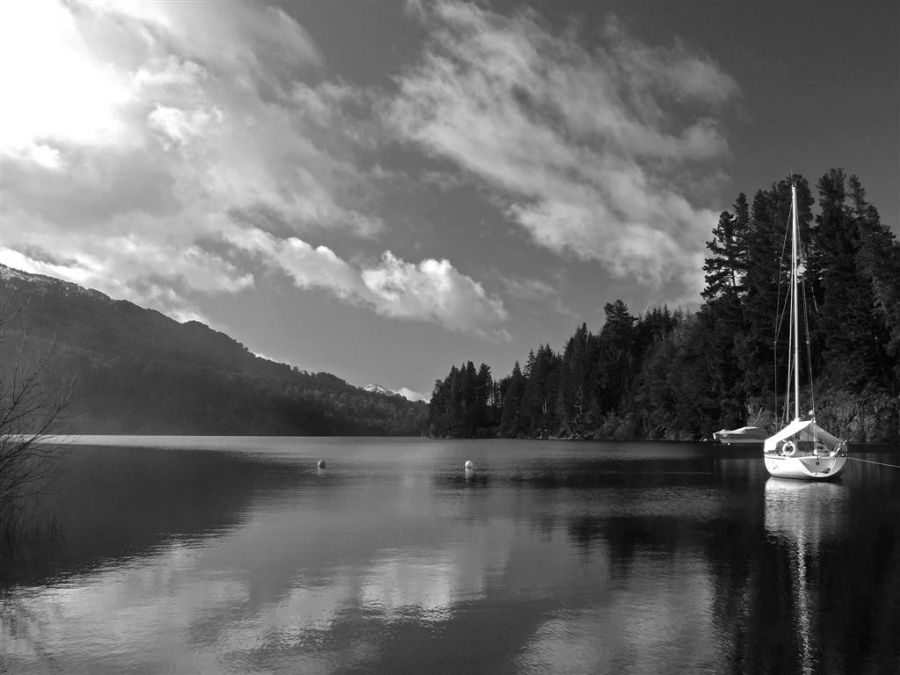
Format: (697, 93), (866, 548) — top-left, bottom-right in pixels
(543, 464), (900, 674)
(2, 441), (898, 673)
(0, 445), (302, 586)
(435, 446), (900, 673)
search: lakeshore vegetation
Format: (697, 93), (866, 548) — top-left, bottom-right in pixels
(428, 170), (900, 442)
(1, 169), (897, 443)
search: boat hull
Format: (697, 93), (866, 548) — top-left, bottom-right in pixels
(713, 427), (767, 444)
(714, 435), (765, 445)
(764, 454), (846, 480)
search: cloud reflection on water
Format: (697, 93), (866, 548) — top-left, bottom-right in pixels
(2, 439), (898, 673)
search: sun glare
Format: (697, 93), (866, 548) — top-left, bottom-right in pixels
(0, 0), (131, 159)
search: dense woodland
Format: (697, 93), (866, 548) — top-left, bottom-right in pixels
(2, 169), (897, 441)
(428, 170), (900, 442)
(0, 269), (427, 435)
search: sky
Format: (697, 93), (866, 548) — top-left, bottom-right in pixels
(1, 0), (897, 400)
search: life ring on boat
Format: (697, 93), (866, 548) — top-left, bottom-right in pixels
(780, 440), (799, 457)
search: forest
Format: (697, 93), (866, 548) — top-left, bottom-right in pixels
(0, 269), (427, 436)
(427, 170), (900, 442)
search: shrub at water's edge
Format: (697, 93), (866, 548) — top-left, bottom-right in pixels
(0, 311), (71, 545)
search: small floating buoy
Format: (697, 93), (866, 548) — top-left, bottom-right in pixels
(464, 460), (475, 471)
(317, 459), (326, 470)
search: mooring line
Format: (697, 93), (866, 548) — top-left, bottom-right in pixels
(846, 456), (900, 470)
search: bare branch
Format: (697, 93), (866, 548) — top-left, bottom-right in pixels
(0, 309), (72, 524)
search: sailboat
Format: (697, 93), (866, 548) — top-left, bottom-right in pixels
(762, 184), (847, 480)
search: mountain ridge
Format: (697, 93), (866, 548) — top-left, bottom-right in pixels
(0, 266), (427, 435)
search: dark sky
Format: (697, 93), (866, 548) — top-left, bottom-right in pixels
(1, 0), (897, 398)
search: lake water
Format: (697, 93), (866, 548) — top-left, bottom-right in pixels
(1, 437), (899, 674)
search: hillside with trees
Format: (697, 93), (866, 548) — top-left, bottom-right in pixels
(0, 269), (427, 435)
(428, 170), (900, 442)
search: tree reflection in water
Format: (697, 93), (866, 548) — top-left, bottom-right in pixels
(0, 440), (898, 673)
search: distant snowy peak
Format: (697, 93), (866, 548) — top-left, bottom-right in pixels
(363, 384), (429, 403)
(364, 383), (397, 396)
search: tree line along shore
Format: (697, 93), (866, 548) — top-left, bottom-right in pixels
(427, 170), (900, 442)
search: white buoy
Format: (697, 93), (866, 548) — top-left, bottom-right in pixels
(317, 459), (326, 470)
(464, 460), (475, 471)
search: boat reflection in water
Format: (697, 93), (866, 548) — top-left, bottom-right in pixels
(3, 439), (899, 673)
(763, 478), (848, 674)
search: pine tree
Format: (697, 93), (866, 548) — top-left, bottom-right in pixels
(594, 301), (637, 414)
(426, 169), (899, 441)
(813, 169), (880, 390)
(476, 363), (493, 431)
(520, 345), (559, 437)
(499, 361), (526, 437)
(736, 178), (811, 401)
(559, 323), (593, 437)
(847, 176), (900, 389)
(427, 377), (447, 436)
(702, 195), (749, 301)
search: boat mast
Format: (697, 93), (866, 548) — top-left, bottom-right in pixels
(791, 183), (800, 422)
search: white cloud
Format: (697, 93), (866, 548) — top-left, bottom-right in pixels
(85, 0), (323, 90)
(0, 209), (252, 322)
(0, 0), (734, 340)
(396, 387), (430, 403)
(362, 252), (508, 334)
(388, 1), (736, 299)
(148, 105), (223, 148)
(0, 0), (133, 156)
(226, 227), (508, 337)
(134, 56), (209, 90)
(0, 0), (390, 318)
(0, 0), (509, 338)
(500, 276), (557, 301)
(23, 144), (65, 171)
(225, 226), (362, 300)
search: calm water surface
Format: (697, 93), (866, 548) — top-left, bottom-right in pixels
(1, 437), (899, 673)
